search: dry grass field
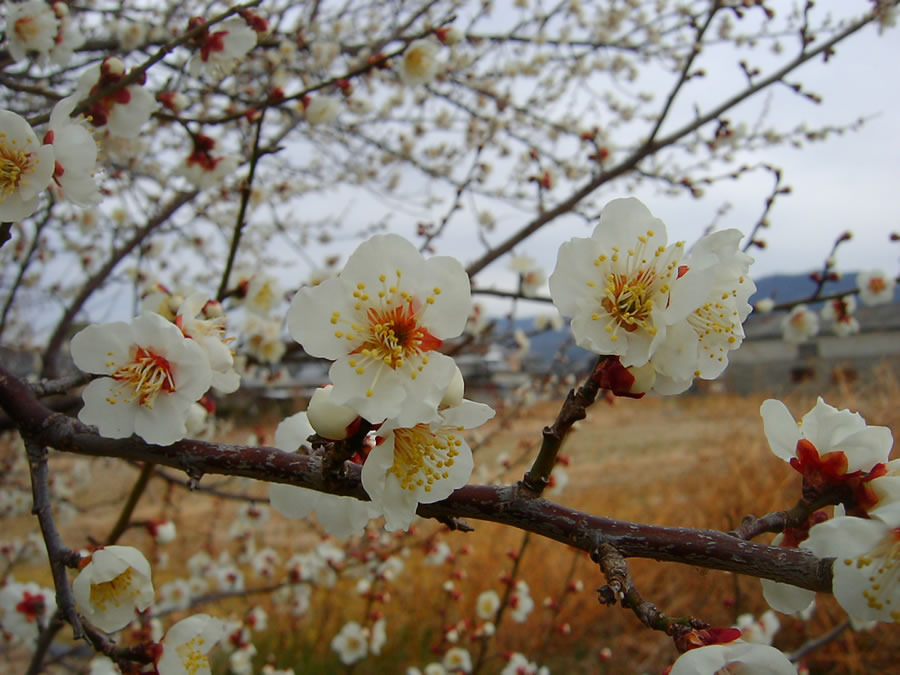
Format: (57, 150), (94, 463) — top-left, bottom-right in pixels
(3, 369), (899, 674)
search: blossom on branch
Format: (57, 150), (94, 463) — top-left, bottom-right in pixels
(398, 38), (442, 86)
(71, 312), (213, 446)
(781, 304), (819, 343)
(669, 641), (796, 675)
(0, 109), (55, 221)
(187, 17), (259, 79)
(268, 411), (379, 539)
(331, 620), (369, 665)
(46, 95), (101, 207)
(5, 0), (59, 63)
(72, 545), (154, 632)
(157, 614), (227, 675)
(857, 269), (896, 306)
(75, 58), (158, 138)
(288, 233), (471, 424)
(361, 398), (494, 531)
(0, 580), (56, 646)
(176, 292), (240, 394)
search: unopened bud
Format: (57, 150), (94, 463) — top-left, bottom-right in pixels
(102, 57), (126, 77)
(307, 385), (359, 440)
(754, 297), (775, 314)
(625, 361), (656, 396)
(439, 365), (465, 409)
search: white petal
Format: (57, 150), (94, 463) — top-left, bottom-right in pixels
(760, 400), (801, 462)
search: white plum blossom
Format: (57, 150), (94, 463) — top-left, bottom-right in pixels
(549, 198), (692, 368)
(176, 292), (240, 393)
(88, 655), (122, 675)
(178, 134), (239, 190)
(305, 97), (341, 125)
(734, 610), (780, 645)
(508, 580), (535, 623)
(475, 589), (500, 620)
(48, 2), (84, 66)
(71, 312), (213, 446)
(157, 614), (227, 675)
(288, 233), (471, 424)
(781, 304), (819, 343)
(669, 641), (796, 675)
(501, 653), (547, 675)
(803, 499), (900, 623)
(331, 620), (369, 665)
(245, 273), (282, 316)
(75, 59), (158, 138)
(243, 315), (286, 363)
(0, 109), (55, 220)
(361, 398), (494, 531)
(72, 545), (155, 632)
(508, 255), (547, 297)
(370, 617), (387, 655)
(398, 39), (442, 86)
(269, 411), (379, 538)
(188, 17), (258, 78)
(821, 295), (859, 336)
(760, 397), (892, 476)
(0, 580), (56, 644)
(47, 95), (101, 207)
(5, 0), (59, 63)
(648, 229), (755, 394)
(857, 269), (895, 306)
(754, 297), (776, 314)
(442, 646), (472, 673)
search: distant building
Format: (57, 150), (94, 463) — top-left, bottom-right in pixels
(723, 303), (900, 394)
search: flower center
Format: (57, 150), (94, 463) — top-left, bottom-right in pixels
(14, 16), (40, 42)
(0, 145), (32, 197)
(111, 346), (176, 408)
(588, 232), (679, 342)
(867, 277), (887, 294)
(389, 425), (461, 492)
(89, 567), (138, 611)
(16, 591), (47, 622)
(176, 635), (210, 675)
(332, 270), (443, 396)
(405, 48), (426, 77)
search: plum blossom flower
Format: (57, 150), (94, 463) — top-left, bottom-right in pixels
(288, 233), (471, 424)
(331, 620), (369, 665)
(370, 618), (387, 655)
(268, 411), (379, 538)
(442, 646), (472, 673)
(475, 590), (500, 620)
(48, 2), (84, 66)
(549, 198), (691, 368)
(75, 58), (158, 138)
(244, 273), (282, 317)
(508, 580), (535, 623)
(188, 17), (258, 78)
(176, 292), (240, 393)
(71, 312), (213, 446)
(508, 255), (546, 297)
(243, 315), (285, 363)
(398, 39), (442, 86)
(305, 97), (341, 125)
(361, 398), (494, 531)
(72, 545), (154, 632)
(0, 109), (55, 220)
(177, 134), (238, 189)
(669, 641), (796, 675)
(754, 297), (776, 314)
(46, 95), (101, 207)
(781, 304), (819, 343)
(648, 229), (755, 394)
(760, 397), (892, 483)
(734, 610), (780, 645)
(501, 653), (547, 675)
(857, 269), (896, 306)
(803, 500), (900, 623)
(5, 0), (59, 63)
(0, 580), (56, 644)
(821, 295), (859, 336)
(156, 614), (227, 675)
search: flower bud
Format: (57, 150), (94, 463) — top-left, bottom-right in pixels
(307, 385), (359, 440)
(625, 362), (656, 396)
(439, 365), (465, 409)
(754, 297), (776, 314)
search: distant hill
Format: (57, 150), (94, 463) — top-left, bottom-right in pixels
(488, 271), (899, 368)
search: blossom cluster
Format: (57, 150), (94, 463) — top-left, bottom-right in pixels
(549, 197), (756, 395)
(758, 397), (898, 623)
